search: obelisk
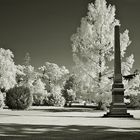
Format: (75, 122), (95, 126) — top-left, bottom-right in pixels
(104, 26), (133, 117)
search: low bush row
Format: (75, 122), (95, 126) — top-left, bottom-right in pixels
(0, 85), (69, 110)
(1, 85), (140, 110)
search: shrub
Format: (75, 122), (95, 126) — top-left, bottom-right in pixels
(95, 92), (111, 110)
(62, 75), (76, 106)
(31, 79), (48, 106)
(46, 93), (65, 107)
(33, 94), (45, 106)
(32, 91), (48, 106)
(6, 86), (33, 110)
(62, 89), (76, 106)
(46, 86), (65, 107)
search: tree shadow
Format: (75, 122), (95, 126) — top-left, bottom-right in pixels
(0, 114), (20, 117)
(0, 123), (140, 140)
(30, 107), (97, 112)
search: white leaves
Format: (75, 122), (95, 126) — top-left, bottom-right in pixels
(71, 0), (118, 98)
(122, 54), (134, 75)
(0, 48), (17, 90)
(16, 65), (25, 76)
(124, 73), (140, 96)
(32, 78), (47, 96)
(120, 29), (131, 57)
(0, 91), (4, 108)
(51, 85), (62, 95)
(67, 89), (76, 98)
(48, 85), (65, 107)
(39, 62), (69, 86)
(71, 0), (118, 71)
(71, 0), (135, 104)
(16, 64), (36, 89)
(23, 65), (36, 87)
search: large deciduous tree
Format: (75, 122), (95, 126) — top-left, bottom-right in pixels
(71, 0), (136, 109)
(38, 62), (69, 106)
(0, 48), (17, 108)
(0, 48), (17, 90)
(39, 62), (69, 89)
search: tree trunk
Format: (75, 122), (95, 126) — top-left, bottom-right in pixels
(98, 49), (102, 85)
(97, 101), (103, 110)
(97, 50), (104, 110)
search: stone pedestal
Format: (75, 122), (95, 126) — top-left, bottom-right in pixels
(104, 26), (133, 118)
(104, 83), (133, 117)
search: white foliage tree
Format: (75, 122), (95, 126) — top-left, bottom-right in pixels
(16, 53), (36, 89)
(71, 0), (136, 109)
(0, 48), (17, 108)
(32, 78), (48, 105)
(23, 65), (36, 87)
(16, 64), (36, 88)
(0, 91), (4, 108)
(124, 74), (140, 96)
(38, 62), (69, 106)
(47, 85), (65, 107)
(0, 48), (17, 90)
(24, 52), (31, 66)
(32, 78), (46, 95)
(39, 62), (69, 88)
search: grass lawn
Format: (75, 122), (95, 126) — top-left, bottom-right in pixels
(0, 106), (140, 140)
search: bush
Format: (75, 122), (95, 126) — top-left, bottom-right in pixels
(95, 92), (111, 110)
(46, 93), (65, 107)
(6, 86), (33, 110)
(32, 91), (48, 106)
(32, 78), (47, 106)
(129, 94), (140, 108)
(45, 86), (65, 107)
(62, 75), (76, 106)
(33, 94), (45, 106)
(62, 89), (76, 106)
(0, 92), (4, 108)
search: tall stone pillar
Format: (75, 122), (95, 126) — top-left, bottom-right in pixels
(104, 26), (133, 117)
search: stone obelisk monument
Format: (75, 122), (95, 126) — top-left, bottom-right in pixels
(104, 26), (133, 117)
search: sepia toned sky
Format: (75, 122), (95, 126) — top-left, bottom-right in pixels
(0, 0), (140, 71)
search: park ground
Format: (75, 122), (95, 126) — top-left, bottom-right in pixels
(0, 107), (140, 140)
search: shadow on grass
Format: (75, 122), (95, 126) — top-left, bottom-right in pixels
(30, 107), (97, 112)
(0, 124), (140, 140)
(0, 114), (20, 117)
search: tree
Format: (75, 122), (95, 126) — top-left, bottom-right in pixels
(32, 78), (48, 106)
(32, 78), (46, 95)
(0, 48), (17, 90)
(123, 69), (140, 107)
(24, 52), (31, 66)
(0, 48), (17, 108)
(16, 53), (36, 88)
(46, 85), (65, 107)
(0, 90), (4, 108)
(71, 0), (135, 109)
(38, 62), (69, 106)
(62, 75), (76, 106)
(39, 62), (69, 90)
(6, 86), (33, 110)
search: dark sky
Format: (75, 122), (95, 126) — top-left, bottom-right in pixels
(0, 0), (140, 71)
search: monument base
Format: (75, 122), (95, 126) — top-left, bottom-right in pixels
(103, 103), (133, 118)
(103, 113), (133, 118)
